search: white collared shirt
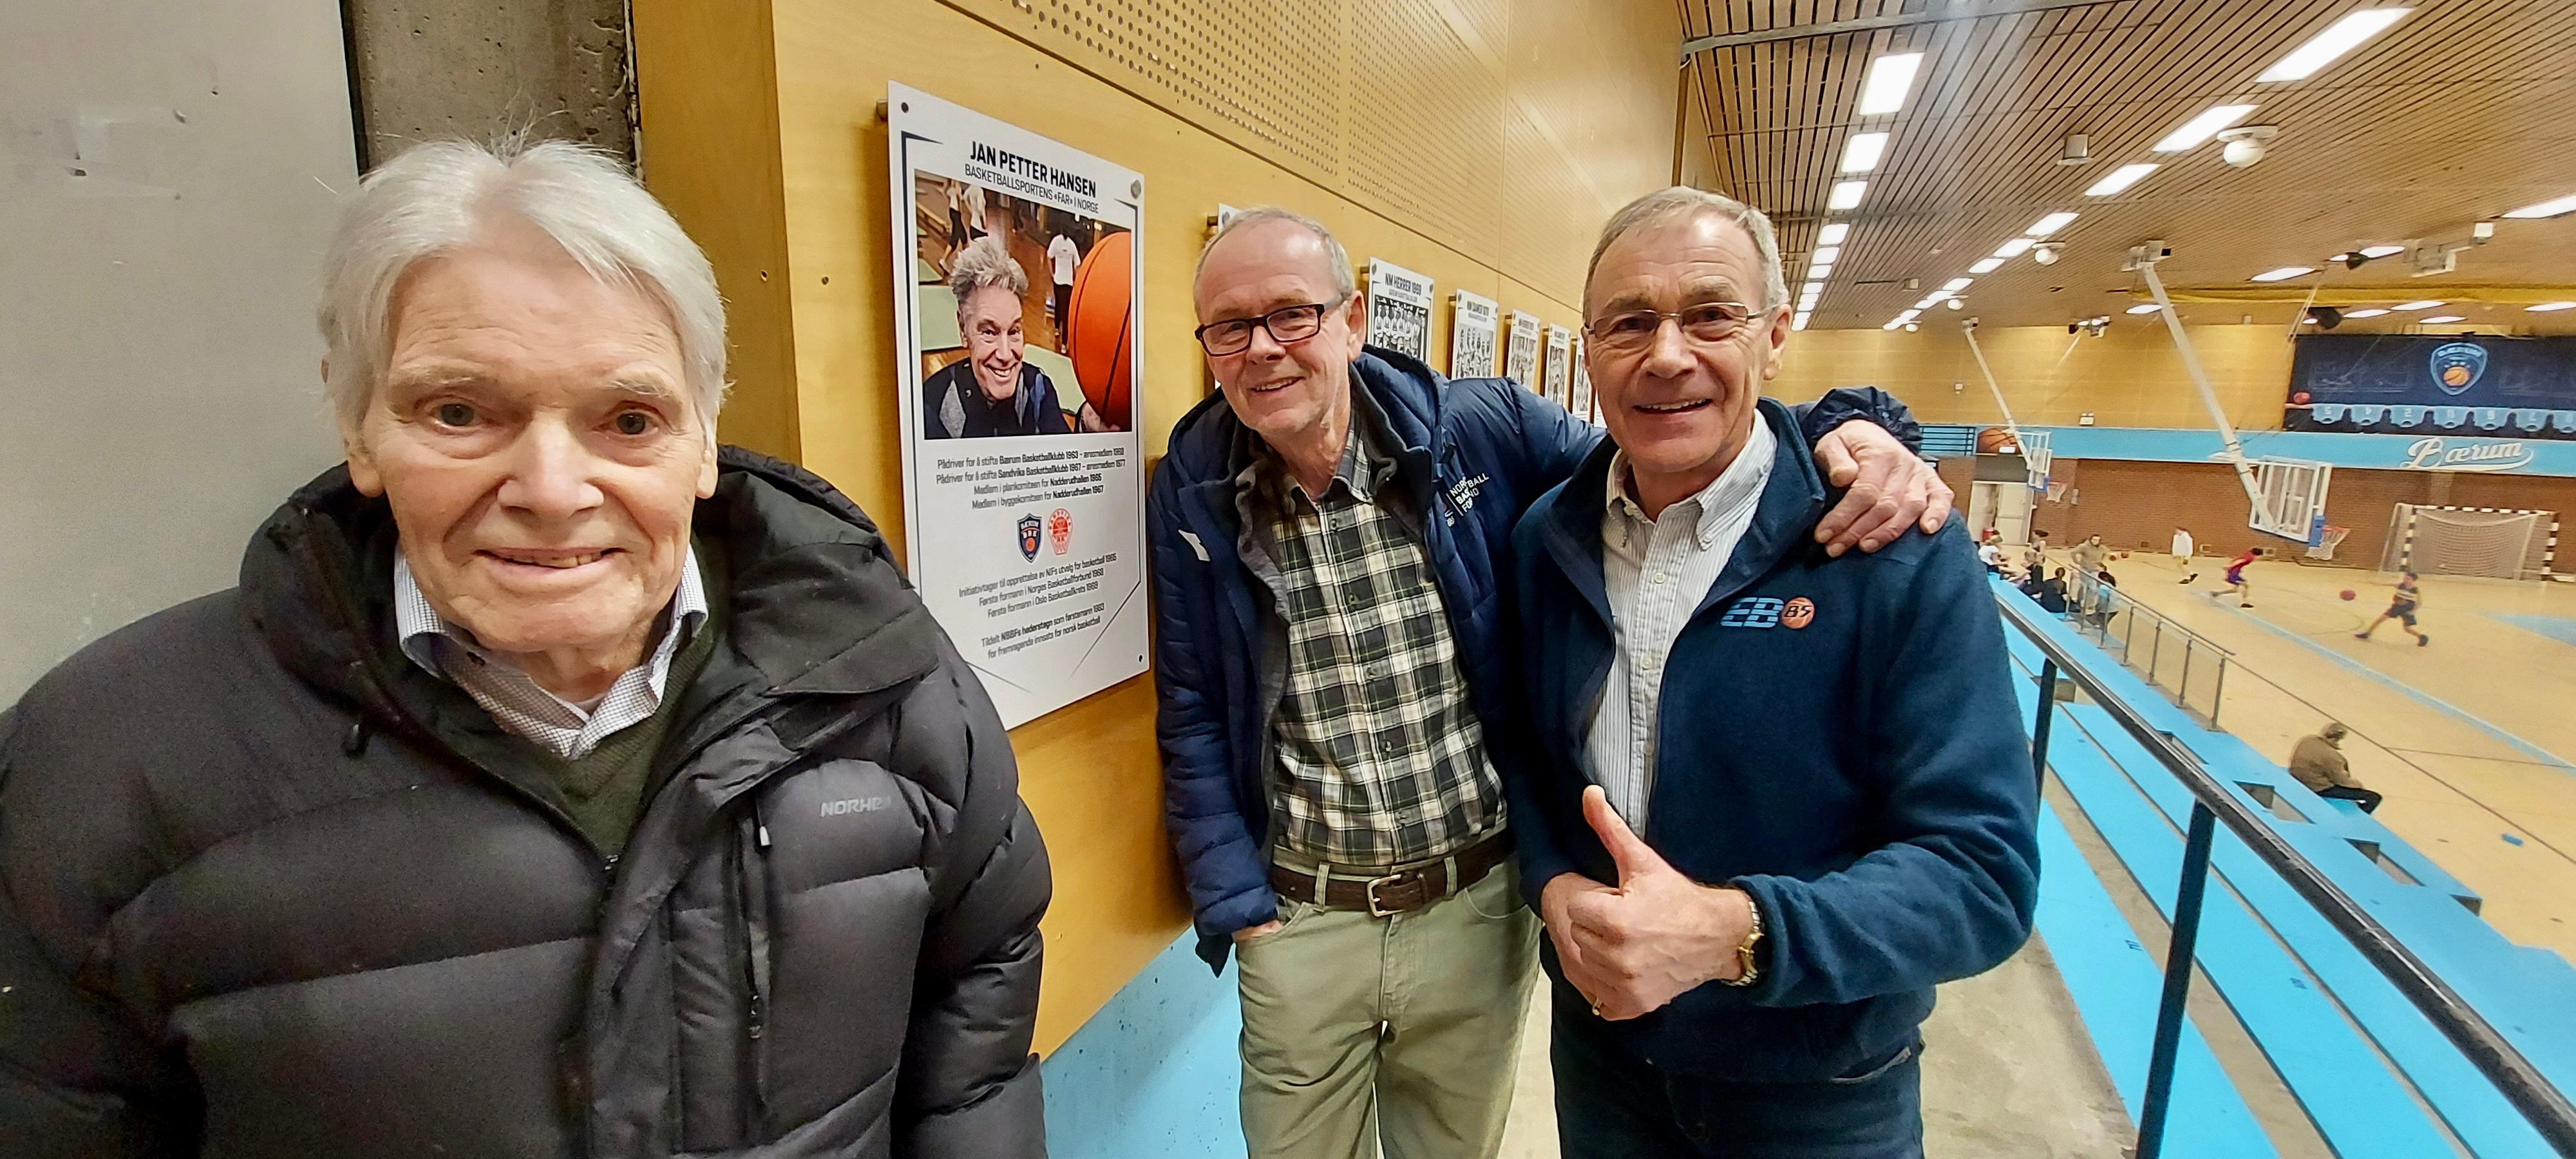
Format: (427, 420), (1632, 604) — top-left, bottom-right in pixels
(395, 550), (708, 759)
(1585, 416), (1775, 831)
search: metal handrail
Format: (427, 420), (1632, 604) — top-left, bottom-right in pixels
(1995, 592), (2576, 1156)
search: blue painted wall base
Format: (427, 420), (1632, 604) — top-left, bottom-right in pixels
(1042, 933), (1245, 1158)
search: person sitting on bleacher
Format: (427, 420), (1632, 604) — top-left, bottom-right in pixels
(2291, 723), (2383, 813)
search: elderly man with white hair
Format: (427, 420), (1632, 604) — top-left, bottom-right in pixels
(0, 139), (1050, 1157)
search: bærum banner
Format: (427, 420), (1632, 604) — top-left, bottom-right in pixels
(2285, 333), (2576, 442)
(1450, 289), (1498, 379)
(1364, 258), (1433, 361)
(887, 82), (1148, 727)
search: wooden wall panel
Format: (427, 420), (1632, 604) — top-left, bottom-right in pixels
(1764, 320), (2296, 430)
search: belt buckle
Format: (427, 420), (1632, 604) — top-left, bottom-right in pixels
(1365, 872), (1410, 917)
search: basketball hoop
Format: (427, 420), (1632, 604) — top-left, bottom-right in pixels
(2306, 525), (2350, 561)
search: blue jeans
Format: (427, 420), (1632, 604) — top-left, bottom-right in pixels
(1551, 1003), (1924, 1159)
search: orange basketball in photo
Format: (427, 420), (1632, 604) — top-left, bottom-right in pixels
(1066, 231), (1133, 428)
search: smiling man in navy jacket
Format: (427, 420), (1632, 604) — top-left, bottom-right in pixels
(1506, 188), (2040, 1158)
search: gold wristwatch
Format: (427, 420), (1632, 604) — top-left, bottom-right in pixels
(1721, 893), (1763, 987)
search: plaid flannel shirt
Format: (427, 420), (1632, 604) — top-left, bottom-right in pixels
(1243, 417), (1502, 868)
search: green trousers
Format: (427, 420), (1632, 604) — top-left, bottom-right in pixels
(1234, 859), (1542, 1159)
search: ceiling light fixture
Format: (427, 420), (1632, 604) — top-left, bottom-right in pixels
(2343, 308), (2390, 318)
(1841, 133), (1890, 173)
(1969, 257), (2004, 274)
(1940, 277), (1973, 292)
(2250, 266), (2315, 282)
(2419, 315), (2465, 324)
(2125, 303), (2163, 314)
(1807, 265), (1834, 281)
(1856, 53), (1924, 116)
(2393, 299), (2443, 311)
(1828, 180), (1868, 210)
(2257, 8), (2412, 83)
(1812, 246), (1842, 265)
(2527, 302), (2576, 312)
(2026, 212), (2079, 237)
(1994, 238), (2036, 258)
(1817, 222), (1851, 245)
(1792, 312), (1812, 331)
(2504, 194), (2576, 220)
(2360, 244), (2405, 258)
(2153, 104), (2260, 152)
(2085, 164), (2158, 196)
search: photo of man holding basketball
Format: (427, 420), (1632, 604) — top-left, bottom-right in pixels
(913, 176), (1133, 438)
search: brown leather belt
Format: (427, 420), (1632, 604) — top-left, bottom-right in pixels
(1269, 831), (1513, 917)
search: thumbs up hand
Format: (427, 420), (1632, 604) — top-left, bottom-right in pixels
(1538, 787), (1758, 1022)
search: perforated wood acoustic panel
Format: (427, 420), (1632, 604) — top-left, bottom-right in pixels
(945, 0), (1676, 304)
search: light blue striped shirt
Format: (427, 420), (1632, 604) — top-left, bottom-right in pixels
(1585, 417), (1774, 832)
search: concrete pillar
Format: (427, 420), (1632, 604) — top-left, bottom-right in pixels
(343, 0), (633, 168)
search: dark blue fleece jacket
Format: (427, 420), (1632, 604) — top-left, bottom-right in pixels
(1149, 348), (1920, 970)
(1506, 397), (2038, 1082)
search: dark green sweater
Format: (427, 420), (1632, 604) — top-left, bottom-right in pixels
(511, 616), (725, 857)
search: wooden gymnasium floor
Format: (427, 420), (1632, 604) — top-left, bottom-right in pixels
(2051, 546), (2576, 964)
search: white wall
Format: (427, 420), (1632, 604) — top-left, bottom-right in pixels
(1, 0), (355, 701)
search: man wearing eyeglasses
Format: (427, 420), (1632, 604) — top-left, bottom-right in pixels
(1505, 187), (2039, 1157)
(1146, 205), (1952, 1159)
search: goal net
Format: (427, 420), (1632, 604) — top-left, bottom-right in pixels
(2380, 505), (2552, 580)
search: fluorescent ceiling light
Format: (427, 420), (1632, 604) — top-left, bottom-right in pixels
(1807, 264), (1835, 281)
(1883, 319), (1905, 330)
(2343, 308), (2390, 318)
(2258, 8), (2411, 82)
(2250, 265), (2315, 282)
(2503, 194), (2576, 219)
(1792, 312), (1812, 331)
(1817, 222), (1851, 245)
(2359, 244), (2405, 258)
(1828, 180), (1868, 210)
(2420, 315), (2465, 323)
(1812, 246), (1842, 265)
(2393, 299), (2443, 310)
(2026, 212), (2079, 237)
(2527, 301), (2576, 312)
(1940, 277), (1973, 292)
(2086, 164), (2159, 196)
(1895, 310), (1922, 321)
(2152, 104), (2259, 152)
(1969, 257), (2004, 274)
(1841, 133), (1890, 173)
(2125, 303), (2163, 314)
(1856, 53), (1924, 116)
(1914, 297), (1943, 309)
(1994, 238), (2036, 258)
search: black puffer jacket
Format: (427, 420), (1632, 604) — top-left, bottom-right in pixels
(0, 449), (1051, 1158)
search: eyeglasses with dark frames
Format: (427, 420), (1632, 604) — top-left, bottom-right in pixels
(1582, 302), (1759, 353)
(1194, 296), (1349, 357)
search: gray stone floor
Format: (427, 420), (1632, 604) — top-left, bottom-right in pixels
(1497, 938), (2134, 1158)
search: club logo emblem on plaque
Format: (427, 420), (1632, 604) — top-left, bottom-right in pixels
(1018, 513), (1043, 561)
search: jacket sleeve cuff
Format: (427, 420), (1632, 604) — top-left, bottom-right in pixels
(1799, 386), (1923, 453)
(900, 1051), (1046, 1159)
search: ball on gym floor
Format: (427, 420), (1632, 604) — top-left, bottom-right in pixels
(1065, 230), (1134, 429)
(2340, 589), (2357, 601)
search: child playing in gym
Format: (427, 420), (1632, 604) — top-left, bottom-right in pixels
(2354, 570), (2429, 646)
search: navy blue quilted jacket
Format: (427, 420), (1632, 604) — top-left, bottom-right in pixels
(1145, 347), (1917, 969)
(1507, 399), (2038, 1082)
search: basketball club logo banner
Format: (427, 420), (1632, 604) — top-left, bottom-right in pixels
(2285, 334), (2576, 442)
(887, 83), (1148, 726)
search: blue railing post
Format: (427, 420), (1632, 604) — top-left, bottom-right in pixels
(2136, 801), (2219, 1159)
(2031, 659), (2059, 793)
